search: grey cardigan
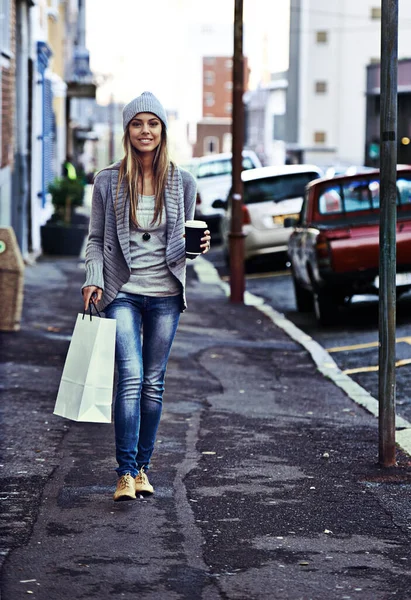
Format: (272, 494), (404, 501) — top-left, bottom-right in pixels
(83, 162), (197, 312)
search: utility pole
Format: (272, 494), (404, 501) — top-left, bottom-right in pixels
(229, 0), (245, 303)
(379, 0), (398, 467)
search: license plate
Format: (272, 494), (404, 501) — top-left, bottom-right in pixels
(273, 213), (299, 226)
(374, 273), (411, 288)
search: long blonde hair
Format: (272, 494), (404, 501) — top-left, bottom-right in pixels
(116, 122), (174, 226)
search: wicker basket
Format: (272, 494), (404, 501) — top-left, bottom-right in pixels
(0, 227), (25, 332)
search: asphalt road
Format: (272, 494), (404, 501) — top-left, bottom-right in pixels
(208, 246), (411, 425)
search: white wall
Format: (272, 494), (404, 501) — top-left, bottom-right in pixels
(266, 87), (287, 165)
(297, 0), (411, 166)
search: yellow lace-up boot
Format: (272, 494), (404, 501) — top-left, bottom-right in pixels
(113, 473), (137, 501)
(135, 468), (154, 496)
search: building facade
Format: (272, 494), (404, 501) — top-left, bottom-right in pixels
(366, 59), (411, 168)
(0, 0), (17, 230)
(245, 76), (288, 167)
(286, 0), (411, 167)
(193, 55), (249, 158)
(0, 0), (95, 256)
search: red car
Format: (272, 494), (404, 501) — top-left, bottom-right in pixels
(287, 167), (411, 325)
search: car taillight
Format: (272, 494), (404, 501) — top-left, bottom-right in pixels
(242, 205), (251, 225)
(315, 233), (331, 267)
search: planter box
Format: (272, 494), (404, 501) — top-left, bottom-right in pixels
(41, 224), (88, 256)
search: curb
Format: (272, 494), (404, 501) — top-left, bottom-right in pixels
(193, 257), (411, 457)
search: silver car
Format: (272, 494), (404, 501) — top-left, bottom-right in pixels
(215, 165), (323, 265)
(180, 150), (262, 232)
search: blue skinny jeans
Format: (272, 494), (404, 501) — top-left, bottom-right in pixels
(105, 292), (181, 477)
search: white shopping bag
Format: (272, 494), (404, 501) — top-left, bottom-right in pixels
(53, 313), (116, 423)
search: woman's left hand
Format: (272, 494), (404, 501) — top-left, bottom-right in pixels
(201, 230), (211, 254)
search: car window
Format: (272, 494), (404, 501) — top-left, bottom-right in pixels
(397, 178), (411, 205)
(243, 172), (320, 206)
(242, 157), (256, 170)
(197, 159), (231, 178)
(196, 156), (257, 179)
(318, 176), (411, 215)
(180, 163), (198, 177)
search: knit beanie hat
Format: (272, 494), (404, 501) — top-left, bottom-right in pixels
(122, 91), (168, 131)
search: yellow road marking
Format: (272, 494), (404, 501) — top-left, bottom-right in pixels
(343, 358), (411, 375)
(327, 336), (411, 353)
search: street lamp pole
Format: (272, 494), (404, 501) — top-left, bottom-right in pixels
(229, 0), (245, 303)
(379, 0), (398, 467)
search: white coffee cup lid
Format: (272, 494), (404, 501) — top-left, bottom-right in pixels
(185, 220), (207, 228)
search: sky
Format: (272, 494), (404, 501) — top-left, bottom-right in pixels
(85, 0), (290, 121)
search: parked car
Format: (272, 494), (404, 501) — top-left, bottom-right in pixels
(180, 150), (262, 232)
(287, 167), (411, 325)
(214, 164), (323, 266)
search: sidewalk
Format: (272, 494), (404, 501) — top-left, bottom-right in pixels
(1, 256), (411, 600)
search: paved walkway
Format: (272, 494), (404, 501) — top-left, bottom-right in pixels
(1, 256), (411, 600)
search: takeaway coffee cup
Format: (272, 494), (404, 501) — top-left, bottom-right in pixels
(185, 220), (208, 257)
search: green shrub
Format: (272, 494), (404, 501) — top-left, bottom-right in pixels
(48, 177), (85, 224)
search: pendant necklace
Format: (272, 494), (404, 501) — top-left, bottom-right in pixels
(138, 194), (153, 242)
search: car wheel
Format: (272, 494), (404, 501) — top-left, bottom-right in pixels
(292, 272), (313, 312)
(313, 288), (339, 326)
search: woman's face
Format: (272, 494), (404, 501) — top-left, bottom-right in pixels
(128, 112), (162, 155)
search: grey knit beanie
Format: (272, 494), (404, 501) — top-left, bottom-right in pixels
(122, 91), (168, 131)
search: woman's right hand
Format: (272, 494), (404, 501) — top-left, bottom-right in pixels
(82, 285), (103, 310)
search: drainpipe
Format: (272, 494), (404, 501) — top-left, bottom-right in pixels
(36, 41), (52, 208)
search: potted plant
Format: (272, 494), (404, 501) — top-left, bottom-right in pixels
(41, 176), (89, 256)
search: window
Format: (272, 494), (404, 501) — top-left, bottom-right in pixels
(204, 92), (215, 107)
(204, 57), (215, 66)
(315, 81), (327, 94)
(316, 31), (328, 44)
(0, 0), (11, 55)
(204, 70), (215, 86)
(203, 136), (219, 155)
(223, 132), (232, 153)
(225, 81), (233, 90)
(225, 59), (233, 69)
(196, 155), (257, 179)
(371, 7), (381, 19)
(225, 102), (232, 114)
(273, 114), (286, 141)
(314, 131), (326, 144)
(317, 178), (411, 215)
(243, 172), (321, 206)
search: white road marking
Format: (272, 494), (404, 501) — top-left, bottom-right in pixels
(194, 257), (411, 451)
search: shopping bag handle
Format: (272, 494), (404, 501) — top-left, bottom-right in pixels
(82, 296), (102, 321)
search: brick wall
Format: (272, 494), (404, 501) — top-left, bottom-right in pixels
(1, 0), (16, 170)
(193, 122), (232, 158)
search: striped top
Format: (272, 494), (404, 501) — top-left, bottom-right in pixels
(82, 162), (197, 311)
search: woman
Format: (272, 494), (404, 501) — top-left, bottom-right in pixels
(82, 91), (210, 501)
